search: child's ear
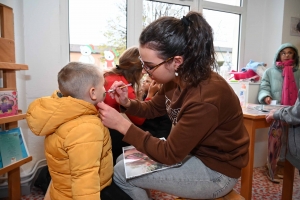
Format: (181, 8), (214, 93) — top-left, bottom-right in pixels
(89, 87), (97, 100)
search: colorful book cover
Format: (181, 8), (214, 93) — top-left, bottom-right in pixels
(0, 127), (30, 168)
(0, 90), (18, 118)
(123, 145), (182, 179)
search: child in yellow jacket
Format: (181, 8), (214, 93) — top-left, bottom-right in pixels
(26, 62), (113, 200)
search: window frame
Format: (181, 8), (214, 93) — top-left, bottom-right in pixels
(66, 0), (247, 70)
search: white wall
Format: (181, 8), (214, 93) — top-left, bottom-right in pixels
(244, 0), (285, 68)
(282, 0), (300, 49)
(1, 0), (299, 174)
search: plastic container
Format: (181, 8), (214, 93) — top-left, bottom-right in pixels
(239, 83), (248, 108)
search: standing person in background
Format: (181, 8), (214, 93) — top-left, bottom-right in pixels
(265, 89), (300, 172)
(139, 74), (172, 139)
(258, 43), (300, 182)
(98, 11), (249, 200)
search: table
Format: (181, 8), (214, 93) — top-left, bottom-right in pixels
(240, 105), (271, 200)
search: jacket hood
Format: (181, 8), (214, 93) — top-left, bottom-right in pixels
(273, 43), (299, 70)
(26, 91), (98, 136)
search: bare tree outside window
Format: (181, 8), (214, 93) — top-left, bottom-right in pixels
(142, 1), (190, 28)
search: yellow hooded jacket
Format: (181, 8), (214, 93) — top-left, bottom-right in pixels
(26, 91), (113, 200)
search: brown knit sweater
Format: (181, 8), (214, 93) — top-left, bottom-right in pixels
(122, 72), (249, 178)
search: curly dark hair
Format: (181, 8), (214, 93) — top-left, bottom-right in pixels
(139, 11), (216, 87)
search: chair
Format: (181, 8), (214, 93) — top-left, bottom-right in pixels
(281, 159), (295, 200)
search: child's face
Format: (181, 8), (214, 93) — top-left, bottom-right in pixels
(279, 47), (295, 61)
(142, 76), (152, 93)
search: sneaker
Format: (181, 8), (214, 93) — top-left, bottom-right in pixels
(266, 170), (281, 183)
(276, 161), (285, 179)
(265, 163), (281, 183)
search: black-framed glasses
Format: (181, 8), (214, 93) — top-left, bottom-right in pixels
(139, 56), (174, 75)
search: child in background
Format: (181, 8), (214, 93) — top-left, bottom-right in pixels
(258, 43), (300, 182)
(104, 46), (144, 126)
(26, 62), (113, 200)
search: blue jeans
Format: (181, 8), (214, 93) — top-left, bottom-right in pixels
(113, 156), (238, 200)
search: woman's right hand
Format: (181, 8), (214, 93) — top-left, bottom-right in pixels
(108, 81), (131, 107)
(264, 96), (272, 105)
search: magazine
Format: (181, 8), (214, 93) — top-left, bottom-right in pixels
(0, 127), (30, 168)
(0, 90), (18, 118)
(123, 145), (182, 179)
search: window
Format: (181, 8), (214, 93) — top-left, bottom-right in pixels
(203, 9), (240, 70)
(204, 0), (241, 7)
(142, 0), (190, 28)
(69, 0), (127, 69)
(68, 0), (247, 71)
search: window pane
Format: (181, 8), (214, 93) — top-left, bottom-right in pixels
(203, 9), (240, 71)
(69, 0), (127, 69)
(143, 0), (190, 28)
(204, 0), (241, 7)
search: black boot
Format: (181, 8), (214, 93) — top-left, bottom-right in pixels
(101, 180), (133, 200)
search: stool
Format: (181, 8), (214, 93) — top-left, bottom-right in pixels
(281, 159), (295, 200)
(175, 189), (245, 200)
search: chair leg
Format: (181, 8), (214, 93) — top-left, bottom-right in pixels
(281, 160), (295, 200)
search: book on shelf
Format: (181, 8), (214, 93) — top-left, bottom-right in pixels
(0, 127), (30, 168)
(123, 145), (182, 179)
(0, 90), (18, 118)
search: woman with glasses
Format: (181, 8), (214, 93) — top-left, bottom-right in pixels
(258, 43), (300, 183)
(98, 11), (249, 200)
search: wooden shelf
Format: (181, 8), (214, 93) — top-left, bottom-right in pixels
(0, 156), (32, 175)
(0, 113), (26, 124)
(0, 62), (28, 70)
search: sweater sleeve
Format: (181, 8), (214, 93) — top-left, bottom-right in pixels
(65, 124), (103, 200)
(258, 69), (272, 104)
(123, 101), (219, 165)
(125, 86), (146, 126)
(273, 90), (300, 125)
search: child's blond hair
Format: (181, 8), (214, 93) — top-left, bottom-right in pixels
(58, 62), (102, 99)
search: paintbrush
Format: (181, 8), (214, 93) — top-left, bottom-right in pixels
(105, 83), (132, 93)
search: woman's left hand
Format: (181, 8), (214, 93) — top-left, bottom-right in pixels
(97, 101), (132, 135)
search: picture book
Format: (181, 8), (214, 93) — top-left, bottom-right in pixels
(0, 90), (18, 118)
(0, 127), (30, 168)
(123, 145), (182, 179)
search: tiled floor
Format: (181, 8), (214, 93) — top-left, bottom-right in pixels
(19, 166), (300, 200)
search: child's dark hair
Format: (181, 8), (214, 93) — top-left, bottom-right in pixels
(104, 46), (142, 95)
(58, 62), (102, 99)
(139, 11), (216, 87)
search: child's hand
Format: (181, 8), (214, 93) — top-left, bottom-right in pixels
(264, 96), (272, 105)
(147, 81), (160, 99)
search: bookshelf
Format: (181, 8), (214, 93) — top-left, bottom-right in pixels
(0, 3), (32, 200)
